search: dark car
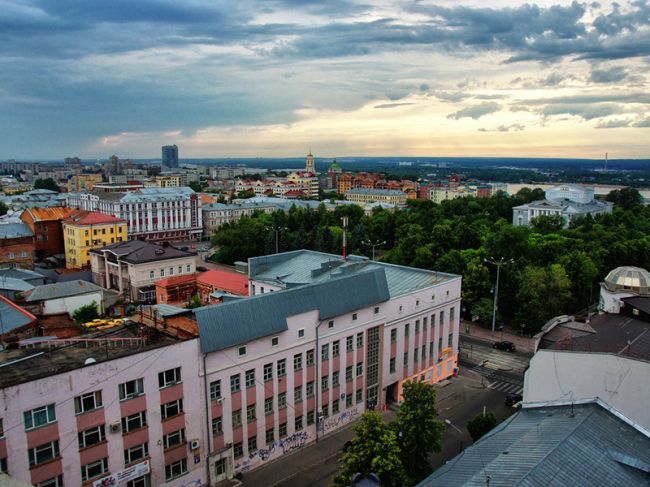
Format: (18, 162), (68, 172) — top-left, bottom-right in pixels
(196, 266), (207, 272)
(505, 392), (523, 407)
(493, 340), (516, 352)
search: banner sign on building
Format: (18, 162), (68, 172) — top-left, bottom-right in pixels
(93, 460), (150, 487)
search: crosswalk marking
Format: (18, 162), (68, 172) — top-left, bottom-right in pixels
(469, 364), (523, 395)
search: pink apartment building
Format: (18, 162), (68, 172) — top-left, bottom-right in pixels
(0, 250), (461, 486)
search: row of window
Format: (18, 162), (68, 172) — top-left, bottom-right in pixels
(23, 368), (182, 431)
(149, 265), (192, 279)
(390, 308), (456, 344)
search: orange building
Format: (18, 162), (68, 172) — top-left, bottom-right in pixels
(197, 269), (249, 303)
(155, 274), (197, 305)
(20, 207), (77, 259)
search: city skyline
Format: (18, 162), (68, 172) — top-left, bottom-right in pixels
(2, 0), (649, 159)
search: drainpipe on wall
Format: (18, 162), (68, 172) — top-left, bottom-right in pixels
(315, 319), (323, 443)
(203, 353), (213, 486)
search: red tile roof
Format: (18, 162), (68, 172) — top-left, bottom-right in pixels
(21, 207), (77, 222)
(197, 269), (249, 295)
(155, 274), (197, 288)
(64, 210), (126, 226)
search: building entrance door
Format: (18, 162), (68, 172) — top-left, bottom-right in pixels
(215, 458), (228, 482)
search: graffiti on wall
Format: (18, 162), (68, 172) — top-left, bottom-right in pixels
(317, 406), (361, 434)
(235, 431), (312, 474)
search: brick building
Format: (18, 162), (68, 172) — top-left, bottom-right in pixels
(197, 269), (249, 303)
(0, 223), (35, 269)
(20, 207), (77, 259)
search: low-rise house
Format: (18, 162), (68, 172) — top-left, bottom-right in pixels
(0, 294), (38, 339)
(196, 269), (249, 303)
(20, 207), (77, 259)
(0, 223), (34, 269)
(90, 240), (197, 302)
(24, 279), (105, 316)
(0, 276), (34, 300)
(155, 274), (197, 305)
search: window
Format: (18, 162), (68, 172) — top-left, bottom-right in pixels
(247, 404), (256, 422)
(423, 317), (428, 328)
(81, 458), (108, 482)
(265, 428), (274, 445)
(160, 269), (165, 277)
(230, 374), (241, 393)
(165, 458), (188, 481)
(233, 442), (243, 459)
(321, 344), (329, 361)
(403, 352), (408, 368)
(149, 270), (155, 280)
(238, 346), (246, 357)
(35, 476), (64, 487)
(389, 357), (396, 373)
(328, 320), (334, 329)
(271, 336), (279, 346)
(263, 363), (273, 381)
(124, 443), (149, 465)
(356, 389), (363, 404)
(374, 306), (379, 314)
(295, 415), (303, 431)
(161, 399), (183, 420)
(163, 428), (186, 449)
(399, 305), (403, 312)
(405, 323), (410, 337)
(74, 391), (102, 414)
(416, 299), (420, 307)
(346, 394), (353, 408)
(245, 369), (255, 388)
(0, 418), (3, 438)
(28, 441), (60, 466)
(298, 328), (305, 338)
(352, 313), (358, 321)
(346, 336), (353, 352)
(450, 306), (455, 322)
(429, 341), (434, 356)
(277, 359), (286, 377)
(431, 314), (436, 329)
(415, 320), (420, 334)
(306, 381), (314, 397)
(24, 404), (56, 430)
(278, 392), (287, 410)
(293, 353), (302, 371)
(440, 310), (445, 326)
(346, 366), (353, 382)
(306, 349), (315, 366)
(122, 411), (147, 433)
(332, 371), (340, 387)
(232, 409), (242, 428)
(210, 380), (221, 400)
(169, 267), (174, 276)
(294, 386), (303, 403)
(158, 367), (181, 388)
(448, 333), (454, 348)
(212, 417), (223, 436)
(248, 436), (257, 453)
(307, 410), (315, 425)
(333, 399), (340, 414)
(356, 333), (363, 348)
(78, 425), (105, 449)
(264, 397), (274, 415)
(332, 340), (340, 357)
(321, 375), (329, 391)
(186, 264), (191, 272)
(390, 328), (397, 343)
(178, 266), (182, 274)
(414, 349), (419, 363)
(322, 404), (329, 418)
(279, 422), (287, 438)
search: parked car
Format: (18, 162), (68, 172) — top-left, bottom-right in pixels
(505, 392), (523, 407)
(196, 266), (207, 272)
(493, 340), (516, 352)
(83, 319), (107, 328)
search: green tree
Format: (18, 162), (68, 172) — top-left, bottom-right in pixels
(333, 412), (405, 487)
(236, 189), (255, 199)
(606, 188), (643, 210)
(0, 201), (7, 216)
(393, 380), (445, 485)
(189, 181), (202, 193)
(33, 177), (59, 192)
(530, 214), (565, 233)
(185, 295), (202, 309)
(73, 301), (100, 324)
(467, 411), (497, 442)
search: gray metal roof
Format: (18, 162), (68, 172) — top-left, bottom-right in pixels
(26, 280), (103, 302)
(0, 297), (36, 333)
(249, 250), (456, 298)
(196, 267), (390, 353)
(0, 223), (33, 239)
(418, 402), (650, 487)
(0, 276), (34, 292)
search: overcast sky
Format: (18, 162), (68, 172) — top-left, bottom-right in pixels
(2, 0), (649, 160)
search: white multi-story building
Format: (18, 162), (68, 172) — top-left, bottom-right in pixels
(67, 187), (202, 241)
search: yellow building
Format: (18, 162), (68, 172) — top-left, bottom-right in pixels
(2, 183), (33, 194)
(429, 187), (470, 204)
(345, 188), (408, 207)
(68, 173), (103, 192)
(63, 210), (127, 269)
(155, 175), (182, 188)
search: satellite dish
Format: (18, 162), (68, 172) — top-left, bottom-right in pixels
(84, 358), (97, 365)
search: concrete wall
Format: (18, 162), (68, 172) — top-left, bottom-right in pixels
(41, 291), (105, 316)
(524, 350), (650, 430)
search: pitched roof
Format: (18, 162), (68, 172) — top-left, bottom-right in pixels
(89, 240), (196, 264)
(196, 268), (390, 353)
(25, 279), (103, 302)
(0, 294), (37, 333)
(63, 210), (125, 226)
(419, 401), (650, 487)
(0, 223), (33, 239)
(0, 276), (35, 292)
(155, 273), (197, 288)
(197, 269), (249, 295)
(21, 207), (77, 222)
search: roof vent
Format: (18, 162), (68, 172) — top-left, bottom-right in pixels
(84, 358), (97, 365)
(155, 249), (165, 255)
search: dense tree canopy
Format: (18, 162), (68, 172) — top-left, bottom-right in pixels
(212, 189), (650, 333)
(34, 177), (59, 192)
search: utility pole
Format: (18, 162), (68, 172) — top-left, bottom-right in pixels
(341, 216), (348, 260)
(484, 257), (514, 334)
(361, 239), (386, 261)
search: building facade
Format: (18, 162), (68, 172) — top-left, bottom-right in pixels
(67, 188), (203, 242)
(67, 174), (103, 193)
(62, 211), (128, 269)
(162, 145), (179, 170)
(0, 223), (35, 269)
(20, 207), (77, 260)
(344, 188), (408, 207)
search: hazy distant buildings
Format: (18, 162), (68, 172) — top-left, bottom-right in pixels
(162, 144), (179, 169)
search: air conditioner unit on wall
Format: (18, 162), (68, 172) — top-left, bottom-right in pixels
(190, 439), (200, 450)
(216, 397), (224, 405)
(109, 422), (121, 434)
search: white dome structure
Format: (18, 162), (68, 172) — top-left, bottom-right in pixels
(600, 266), (650, 314)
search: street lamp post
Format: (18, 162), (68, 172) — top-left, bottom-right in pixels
(361, 240), (386, 261)
(484, 257), (514, 334)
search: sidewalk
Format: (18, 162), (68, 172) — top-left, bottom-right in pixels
(461, 321), (534, 352)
